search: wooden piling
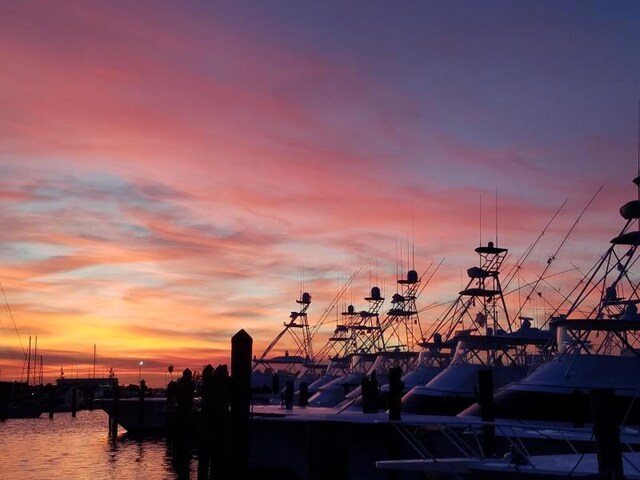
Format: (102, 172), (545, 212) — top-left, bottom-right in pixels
(388, 367), (403, 421)
(138, 379), (146, 436)
(298, 382), (309, 407)
(197, 364), (214, 480)
(47, 384), (55, 419)
(590, 388), (624, 480)
(370, 371), (379, 414)
(165, 380), (177, 444)
(361, 375), (371, 414)
(109, 381), (120, 438)
(284, 381), (294, 410)
(230, 329), (252, 480)
(0, 383), (8, 421)
(477, 368), (496, 457)
(173, 368), (194, 474)
(71, 387), (77, 418)
(211, 364), (230, 480)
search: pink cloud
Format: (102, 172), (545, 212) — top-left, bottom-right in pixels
(0, 2), (637, 384)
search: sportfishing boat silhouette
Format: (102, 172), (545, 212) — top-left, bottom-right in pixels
(461, 176), (640, 426)
(401, 241), (552, 415)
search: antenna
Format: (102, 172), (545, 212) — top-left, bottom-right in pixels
(395, 238), (399, 280)
(411, 201), (416, 270)
(376, 257), (379, 287)
(406, 232), (410, 274)
(400, 238), (404, 277)
(412, 243), (416, 271)
(495, 187), (499, 247)
(351, 269), (355, 305)
(479, 193), (483, 246)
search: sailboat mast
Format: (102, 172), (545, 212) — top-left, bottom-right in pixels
(26, 336), (31, 386)
(33, 336), (38, 386)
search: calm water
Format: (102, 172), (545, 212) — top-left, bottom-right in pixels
(0, 410), (193, 480)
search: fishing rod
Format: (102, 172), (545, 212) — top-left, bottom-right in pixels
(501, 199), (568, 292)
(309, 265), (363, 340)
(513, 186), (602, 329)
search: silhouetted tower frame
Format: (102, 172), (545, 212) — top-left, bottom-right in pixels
(376, 269), (424, 352)
(252, 292), (314, 374)
(557, 179), (640, 354)
(314, 286), (385, 363)
(429, 241), (514, 346)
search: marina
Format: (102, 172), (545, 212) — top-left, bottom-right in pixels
(2, 2), (640, 479)
(5, 177), (640, 479)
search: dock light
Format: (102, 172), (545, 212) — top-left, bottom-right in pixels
(139, 361), (144, 384)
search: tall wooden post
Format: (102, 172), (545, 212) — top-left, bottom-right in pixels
(361, 375), (371, 414)
(173, 368), (194, 477)
(165, 380), (177, 443)
(0, 382), (8, 421)
(47, 383), (55, 419)
(109, 381), (119, 438)
(388, 367), (403, 421)
(284, 381), (294, 410)
(71, 387), (77, 417)
(298, 382), (309, 407)
(197, 364), (214, 480)
(211, 364), (230, 480)
(590, 388), (624, 480)
(370, 370), (379, 414)
(478, 369), (496, 457)
(138, 379), (146, 436)
(231, 329), (252, 480)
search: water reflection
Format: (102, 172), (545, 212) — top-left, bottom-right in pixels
(0, 410), (193, 480)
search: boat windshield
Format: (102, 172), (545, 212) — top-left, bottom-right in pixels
(453, 340), (502, 366)
(325, 358), (350, 375)
(452, 336), (547, 367)
(349, 353), (376, 373)
(366, 351), (418, 375)
(555, 320), (640, 358)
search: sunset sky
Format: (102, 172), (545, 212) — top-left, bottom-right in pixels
(1, 1), (640, 386)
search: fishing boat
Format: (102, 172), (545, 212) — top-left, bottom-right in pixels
(309, 269), (429, 408)
(402, 241), (552, 415)
(251, 291), (322, 403)
(307, 285), (386, 407)
(305, 286), (385, 396)
(461, 177), (640, 426)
